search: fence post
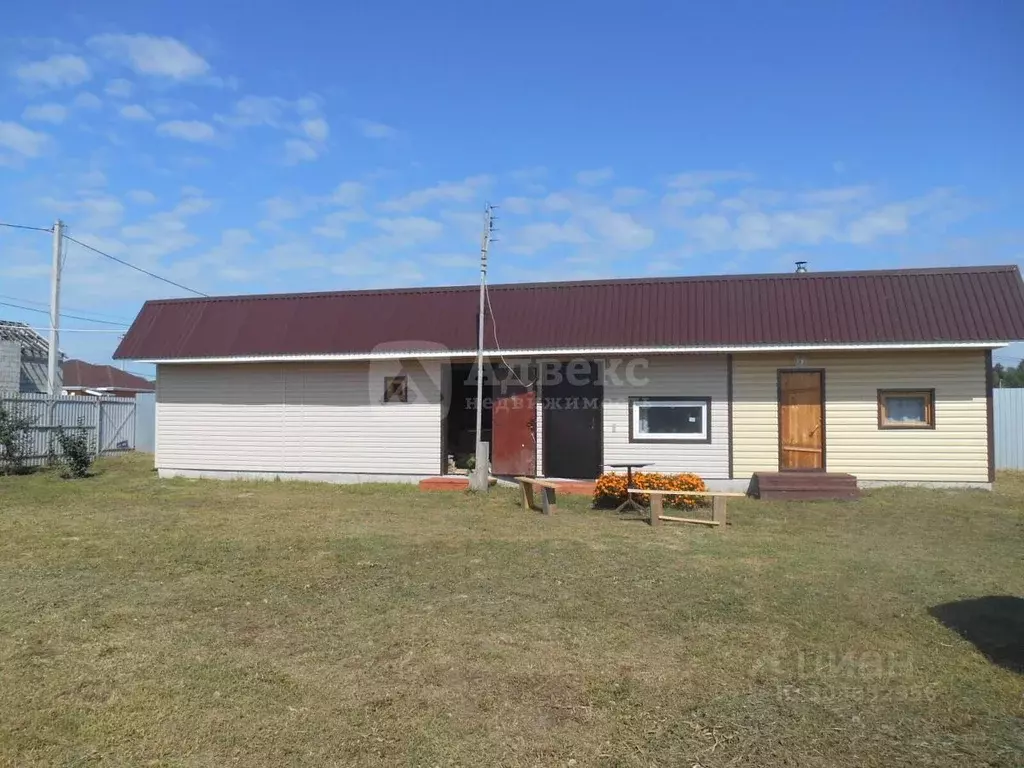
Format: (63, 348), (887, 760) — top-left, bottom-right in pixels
(94, 398), (102, 457)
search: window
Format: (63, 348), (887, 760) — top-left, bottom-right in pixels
(878, 389), (934, 429)
(384, 376), (408, 403)
(629, 397), (710, 442)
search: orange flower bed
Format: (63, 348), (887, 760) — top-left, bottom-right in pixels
(593, 471), (707, 509)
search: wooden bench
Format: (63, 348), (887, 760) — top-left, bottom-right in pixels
(627, 489), (746, 527)
(514, 476), (559, 515)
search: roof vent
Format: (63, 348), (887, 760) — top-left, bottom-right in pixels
(795, 261), (808, 273)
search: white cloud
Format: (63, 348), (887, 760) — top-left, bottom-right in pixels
(157, 120), (216, 142)
(799, 186), (871, 205)
(542, 192), (573, 212)
(575, 167), (614, 186)
(302, 118), (329, 142)
(382, 175), (493, 211)
(312, 211), (353, 240)
(427, 253), (479, 269)
(105, 78), (134, 98)
(71, 92), (102, 110)
(662, 188), (715, 209)
(373, 216), (444, 243)
(581, 208), (654, 251)
(15, 54), (91, 88)
(261, 196), (305, 223)
(217, 95), (286, 127)
(283, 139), (318, 164)
(88, 34), (211, 80)
(119, 104), (154, 121)
(330, 181), (365, 206)
(0, 121), (50, 158)
(39, 194), (124, 230)
(612, 187), (648, 206)
(501, 196), (533, 215)
(510, 221), (591, 254)
(355, 119), (397, 139)
(79, 170), (107, 188)
(21, 103), (67, 124)
(845, 205), (909, 244)
(127, 189), (157, 205)
(668, 170), (752, 188)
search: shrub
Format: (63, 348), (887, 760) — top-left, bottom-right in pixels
(0, 403), (35, 475)
(55, 422), (93, 478)
(593, 470), (707, 509)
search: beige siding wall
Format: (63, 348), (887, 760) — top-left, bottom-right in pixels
(156, 361), (442, 476)
(732, 350), (988, 482)
(600, 354), (730, 477)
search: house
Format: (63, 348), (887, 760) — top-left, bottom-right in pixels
(113, 265), (1024, 490)
(62, 359), (155, 398)
(0, 321), (59, 394)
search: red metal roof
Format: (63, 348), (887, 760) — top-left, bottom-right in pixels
(113, 265), (1024, 360)
(63, 359), (154, 391)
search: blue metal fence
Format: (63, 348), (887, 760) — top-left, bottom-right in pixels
(994, 388), (1024, 470)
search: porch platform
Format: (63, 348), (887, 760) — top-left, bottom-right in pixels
(751, 471), (860, 501)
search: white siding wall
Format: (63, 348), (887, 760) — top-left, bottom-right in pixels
(156, 361), (442, 477)
(601, 354), (729, 477)
(732, 350), (989, 483)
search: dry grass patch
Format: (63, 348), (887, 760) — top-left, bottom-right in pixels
(1, 455), (1022, 766)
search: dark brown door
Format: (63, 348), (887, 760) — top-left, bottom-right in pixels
(543, 362), (603, 479)
(491, 387), (536, 475)
(779, 371), (824, 470)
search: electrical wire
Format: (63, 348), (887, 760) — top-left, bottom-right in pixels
(484, 282), (534, 388)
(0, 221), (52, 233)
(24, 327), (126, 334)
(0, 300), (129, 327)
(64, 234), (209, 298)
(0, 294), (133, 325)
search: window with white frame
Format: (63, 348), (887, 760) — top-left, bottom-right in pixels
(629, 397), (710, 442)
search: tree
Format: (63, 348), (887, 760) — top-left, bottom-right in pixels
(0, 403), (35, 475)
(993, 360), (1024, 388)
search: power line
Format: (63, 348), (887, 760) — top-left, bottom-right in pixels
(0, 300), (129, 327)
(65, 234), (209, 298)
(0, 221), (52, 233)
(0, 294), (133, 324)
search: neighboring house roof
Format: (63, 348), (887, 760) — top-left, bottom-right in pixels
(0, 320), (50, 358)
(114, 265), (1024, 361)
(62, 359), (154, 391)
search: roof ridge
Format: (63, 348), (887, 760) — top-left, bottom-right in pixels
(139, 264), (1021, 306)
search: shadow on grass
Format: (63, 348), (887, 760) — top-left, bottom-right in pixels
(929, 596), (1024, 674)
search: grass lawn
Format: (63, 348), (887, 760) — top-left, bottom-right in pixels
(1, 455), (1022, 767)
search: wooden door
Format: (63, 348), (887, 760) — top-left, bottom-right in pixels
(778, 371), (824, 470)
(491, 386), (536, 475)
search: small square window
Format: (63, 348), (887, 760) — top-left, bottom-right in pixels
(878, 389), (934, 429)
(384, 376), (408, 403)
(629, 397), (710, 442)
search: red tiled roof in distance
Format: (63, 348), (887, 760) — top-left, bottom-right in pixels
(63, 359), (155, 391)
(113, 265), (1024, 360)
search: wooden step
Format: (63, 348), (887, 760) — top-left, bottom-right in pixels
(752, 471), (860, 501)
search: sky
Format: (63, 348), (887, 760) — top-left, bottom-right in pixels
(1, 1), (1023, 372)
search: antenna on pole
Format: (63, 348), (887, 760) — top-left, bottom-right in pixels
(470, 203), (495, 492)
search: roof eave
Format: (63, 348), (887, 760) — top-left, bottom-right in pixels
(132, 340), (1011, 365)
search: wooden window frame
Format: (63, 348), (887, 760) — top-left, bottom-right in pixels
(627, 396), (712, 444)
(877, 388), (935, 430)
(384, 375), (409, 404)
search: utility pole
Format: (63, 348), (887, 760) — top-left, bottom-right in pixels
(469, 204), (494, 492)
(47, 220), (63, 397)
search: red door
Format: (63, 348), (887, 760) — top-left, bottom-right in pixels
(491, 387), (537, 476)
